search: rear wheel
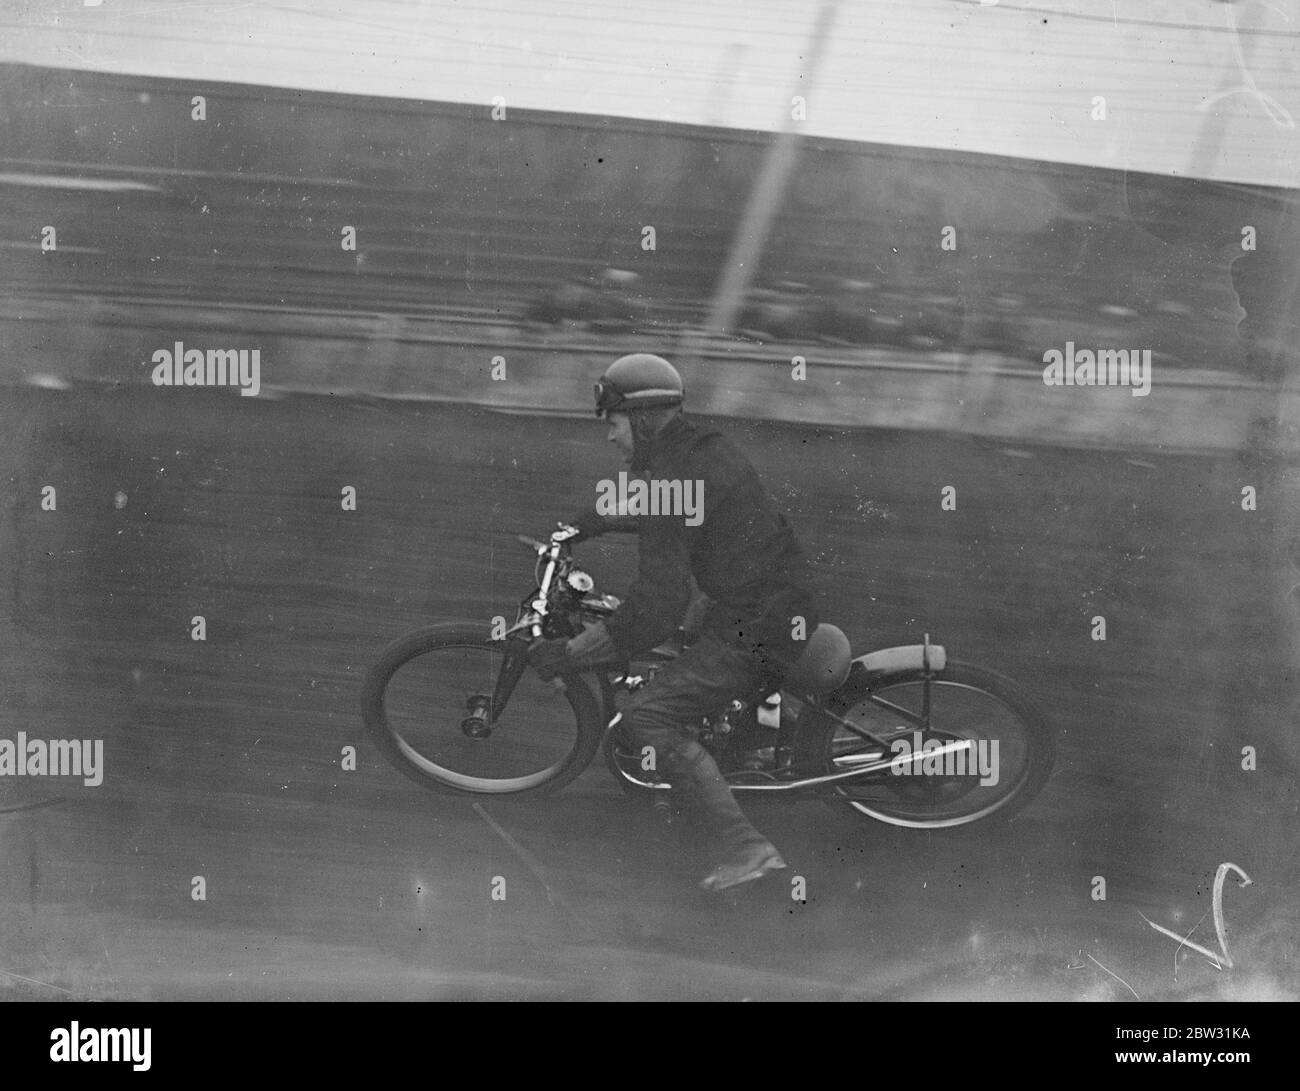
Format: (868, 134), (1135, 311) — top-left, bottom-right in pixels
(795, 660), (1055, 827)
(361, 622), (604, 798)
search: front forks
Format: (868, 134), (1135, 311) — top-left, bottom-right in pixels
(461, 636), (530, 738)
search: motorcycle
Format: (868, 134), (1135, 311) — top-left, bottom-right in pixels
(360, 527), (1056, 828)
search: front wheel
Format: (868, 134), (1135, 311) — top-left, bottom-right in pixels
(795, 660), (1055, 828)
(360, 622), (605, 798)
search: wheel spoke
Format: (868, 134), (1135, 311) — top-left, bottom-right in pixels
(810, 666), (1052, 828)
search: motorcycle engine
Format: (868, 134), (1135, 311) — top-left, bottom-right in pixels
(700, 699), (756, 758)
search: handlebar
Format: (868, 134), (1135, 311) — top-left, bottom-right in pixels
(513, 525), (584, 644)
(518, 526), (570, 641)
(517, 524), (579, 554)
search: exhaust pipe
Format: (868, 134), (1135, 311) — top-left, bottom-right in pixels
(613, 739), (973, 793)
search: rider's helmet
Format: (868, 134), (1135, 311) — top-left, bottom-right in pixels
(594, 353), (684, 418)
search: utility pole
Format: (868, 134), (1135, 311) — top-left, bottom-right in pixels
(705, 0), (840, 339)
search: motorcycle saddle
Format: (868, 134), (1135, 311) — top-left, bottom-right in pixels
(786, 624), (852, 693)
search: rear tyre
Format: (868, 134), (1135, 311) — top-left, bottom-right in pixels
(795, 660), (1055, 828)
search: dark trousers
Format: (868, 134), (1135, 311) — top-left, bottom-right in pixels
(620, 633), (775, 850)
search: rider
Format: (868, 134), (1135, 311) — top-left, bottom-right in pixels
(528, 353), (820, 891)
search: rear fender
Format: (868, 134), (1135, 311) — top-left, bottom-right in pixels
(851, 643), (947, 679)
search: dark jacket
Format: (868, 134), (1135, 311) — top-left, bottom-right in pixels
(573, 414), (818, 672)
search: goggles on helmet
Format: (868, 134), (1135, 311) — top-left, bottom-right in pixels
(594, 377), (625, 417)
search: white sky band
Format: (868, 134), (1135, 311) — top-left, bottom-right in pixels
(4, 1), (1292, 187)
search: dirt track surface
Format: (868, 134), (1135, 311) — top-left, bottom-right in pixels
(1, 387), (1296, 1000)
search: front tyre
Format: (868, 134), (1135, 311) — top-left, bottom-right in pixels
(795, 660), (1055, 828)
(360, 622), (605, 798)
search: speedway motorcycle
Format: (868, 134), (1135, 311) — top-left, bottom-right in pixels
(360, 528), (1056, 828)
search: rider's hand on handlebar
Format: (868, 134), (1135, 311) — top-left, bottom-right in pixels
(565, 620), (618, 669)
(527, 637), (572, 681)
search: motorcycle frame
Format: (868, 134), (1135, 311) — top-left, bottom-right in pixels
(507, 532), (963, 795)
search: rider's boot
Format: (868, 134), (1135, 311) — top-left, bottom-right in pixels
(661, 740), (787, 892)
(700, 835), (787, 893)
